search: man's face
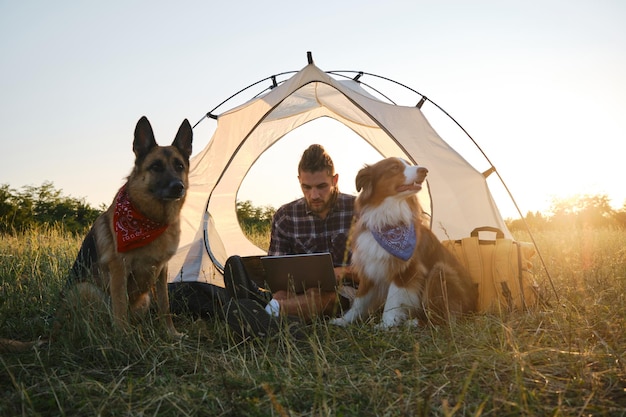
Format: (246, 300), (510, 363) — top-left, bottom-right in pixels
(299, 170), (338, 218)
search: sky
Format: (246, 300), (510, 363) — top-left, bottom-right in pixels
(1, 1), (625, 219)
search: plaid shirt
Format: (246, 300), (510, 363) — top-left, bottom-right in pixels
(268, 193), (355, 266)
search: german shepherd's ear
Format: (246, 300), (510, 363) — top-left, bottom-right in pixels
(133, 116), (158, 160)
(355, 164), (373, 201)
(172, 119), (193, 160)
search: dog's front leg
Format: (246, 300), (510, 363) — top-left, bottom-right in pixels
(330, 282), (382, 326)
(378, 282), (419, 329)
(108, 258), (130, 330)
(155, 266), (183, 339)
(330, 296), (369, 326)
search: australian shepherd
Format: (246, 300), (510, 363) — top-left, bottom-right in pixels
(332, 157), (477, 328)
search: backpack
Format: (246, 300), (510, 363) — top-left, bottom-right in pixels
(442, 227), (539, 313)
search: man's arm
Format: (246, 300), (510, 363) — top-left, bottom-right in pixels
(267, 209), (291, 255)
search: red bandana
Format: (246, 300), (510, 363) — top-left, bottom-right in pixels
(113, 185), (168, 253)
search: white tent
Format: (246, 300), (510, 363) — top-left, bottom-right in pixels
(168, 54), (512, 286)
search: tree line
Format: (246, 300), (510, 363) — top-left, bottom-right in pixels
(2, 182), (624, 235)
(236, 200), (275, 235)
(506, 193), (626, 232)
(0, 182), (102, 234)
(0, 182), (277, 236)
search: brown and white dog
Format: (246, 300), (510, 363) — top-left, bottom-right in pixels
(331, 157), (477, 328)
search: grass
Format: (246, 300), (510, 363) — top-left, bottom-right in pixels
(1, 225), (625, 416)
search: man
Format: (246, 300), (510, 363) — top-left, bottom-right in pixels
(223, 144), (357, 332)
(170, 144), (357, 339)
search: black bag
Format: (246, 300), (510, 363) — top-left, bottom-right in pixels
(168, 282), (229, 319)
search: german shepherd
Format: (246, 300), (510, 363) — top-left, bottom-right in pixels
(1, 116), (191, 351)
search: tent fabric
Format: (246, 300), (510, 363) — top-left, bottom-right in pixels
(167, 62), (511, 285)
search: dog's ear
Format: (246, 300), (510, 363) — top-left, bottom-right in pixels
(355, 164), (373, 200)
(133, 116), (157, 160)
(172, 119), (193, 160)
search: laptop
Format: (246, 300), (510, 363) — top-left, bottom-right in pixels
(256, 252), (337, 293)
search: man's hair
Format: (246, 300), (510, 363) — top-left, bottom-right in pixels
(298, 144), (335, 176)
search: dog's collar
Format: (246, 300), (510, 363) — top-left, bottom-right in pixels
(113, 184), (168, 253)
(370, 222), (416, 261)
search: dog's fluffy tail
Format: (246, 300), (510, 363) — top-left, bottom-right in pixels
(0, 337), (46, 353)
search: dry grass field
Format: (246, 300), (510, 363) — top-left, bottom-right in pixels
(1, 225), (624, 416)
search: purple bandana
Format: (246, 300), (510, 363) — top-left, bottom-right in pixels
(370, 223), (417, 261)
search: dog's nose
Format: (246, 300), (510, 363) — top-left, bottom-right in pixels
(416, 167), (428, 183)
(169, 180), (185, 198)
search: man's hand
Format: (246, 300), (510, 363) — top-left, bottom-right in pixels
(334, 266), (356, 283)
